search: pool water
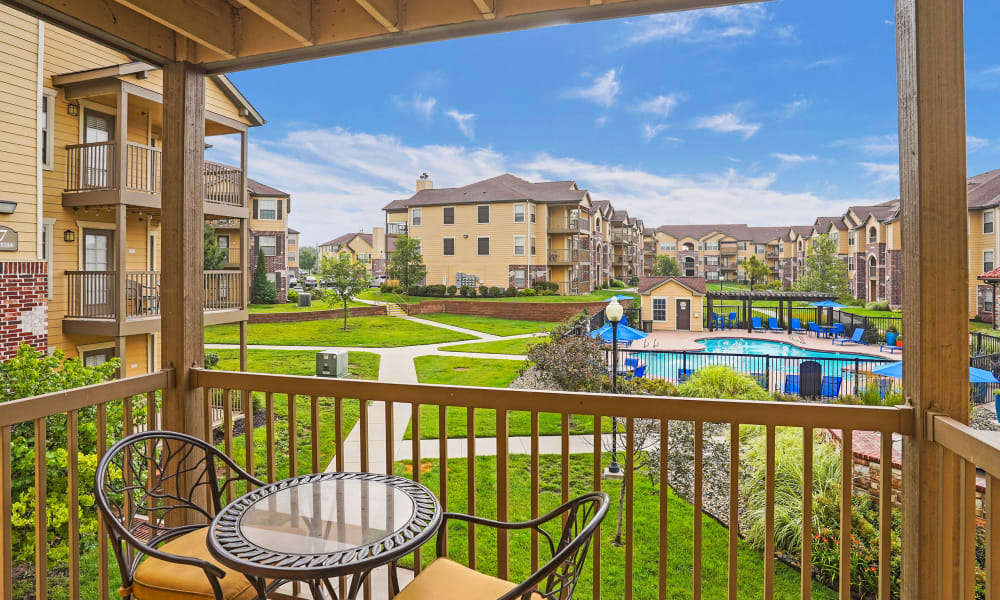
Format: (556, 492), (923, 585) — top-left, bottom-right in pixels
(697, 338), (878, 361)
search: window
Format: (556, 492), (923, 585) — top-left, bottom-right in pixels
(477, 237), (490, 255)
(707, 271), (719, 281)
(287, 234), (297, 245)
(287, 252), (297, 263)
(258, 198), (278, 220)
(217, 235), (229, 249)
(531, 205), (536, 224)
(443, 206), (455, 225)
(986, 211), (995, 234)
(848, 231), (856, 246)
(986, 250), (994, 272)
(652, 298), (667, 321)
(477, 205), (490, 224)
(513, 270), (526, 288)
(83, 348), (113, 368)
(868, 227), (877, 243)
(259, 235), (277, 256)
(265, 272), (277, 286)
(530, 236), (536, 256)
(513, 235), (525, 256)
(738, 241), (746, 250)
(443, 238), (455, 256)
(357, 253), (371, 263)
(412, 208), (422, 226)
(660, 242), (676, 251)
(40, 89), (55, 170)
(756, 244), (767, 254)
(705, 241), (719, 251)
(514, 204), (525, 223)
(705, 256), (719, 266)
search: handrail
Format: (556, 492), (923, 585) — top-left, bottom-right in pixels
(0, 370), (171, 428)
(64, 141), (115, 150)
(191, 368), (916, 433)
(930, 413), (1000, 477)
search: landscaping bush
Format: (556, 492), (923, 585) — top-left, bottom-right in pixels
(447, 285), (457, 296)
(539, 289), (556, 296)
(204, 352), (220, 369)
(459, 285), (470, 297)
(610, 279), (625, 288)
(479, 285), (489, 297)
(548, 309), (591, 341)
(525, 333), (605, 392)
(468, 286), (478, 298)
(763, 280), (784, 291)
(865, 300), (891, 311)
(505, 286), (518, 297)
(518, 288), (537, 297)
(488, 286), (502, 297)
(677, 365), (772, 401)
(287, 290), (298, 302)
(426, 284), (447, 297)
(407, 285), (420, 296)
(533, 280), (559, 293)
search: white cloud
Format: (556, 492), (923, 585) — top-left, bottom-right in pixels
(393, 93), (437, 121)
(634, 94), (681, 117)
(595, 116), (608, 128)
(771, 153), (819, 165)
(859, 162), (899, 185)
(970, 65), (1000, 90)
(832, 134), (898, 156)
(968, 136), (990, 152)
(623, 5), (770, 45)
(642, 123), (668, 142)
(692, 112), (761, 139)
(445, 109), (476, 139)
(564, 68), (622, 107)
(782, 98), (811, 118)
(807, 57), (841, 69)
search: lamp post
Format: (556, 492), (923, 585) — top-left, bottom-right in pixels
(605, 297), (624, 475)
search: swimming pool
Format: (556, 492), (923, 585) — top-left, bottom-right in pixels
(697, 338), (878, 361)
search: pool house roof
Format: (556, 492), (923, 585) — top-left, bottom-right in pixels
(706, 290), (837, 302)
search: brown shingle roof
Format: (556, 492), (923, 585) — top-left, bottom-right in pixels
(247, 178), (289, 197)
(320, 232), (364, 248)
(747, 226), (787, 243)
(813, 216), (848, 232)
(287, 227), (300, 234)
(382, 174), (586, 211)
(637, 276), (707, 295)
(968, 169), (1000, 209)
(655, 224), (751, 239)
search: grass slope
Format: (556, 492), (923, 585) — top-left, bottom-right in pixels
(416, 313), (557, 336)
(205, 316), (476, 347)
(441, 338), (543, 355)
(395, 454), (837, 600)
(360, 289), (638, 304)
(249, 300), (364, 313)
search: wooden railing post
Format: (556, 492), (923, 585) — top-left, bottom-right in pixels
(161, 61), (207, 443)
(897, 0), (969, 597)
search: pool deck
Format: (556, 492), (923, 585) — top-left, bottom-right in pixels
(635, 328), (894, 358)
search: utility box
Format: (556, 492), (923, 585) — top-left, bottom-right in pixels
(298, 292), (311, 307)
(316, 350), (348, 378)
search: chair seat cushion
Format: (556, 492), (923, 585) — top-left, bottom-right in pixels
(396, 558), (537, 600)
(132, 528), (258, 600)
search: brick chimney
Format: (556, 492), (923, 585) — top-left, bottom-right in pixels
(416, 172), (433, 192)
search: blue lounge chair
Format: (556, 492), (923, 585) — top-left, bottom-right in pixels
(791, 318), (807, 333)
(821, 376), (843, 398)
(833, 323), (846, 337)
(678, 368), (694, 382)
(768, 317), (783, 332)
(808, 321), (821, 337)
(729, 312), (738, 330)
(784, 375), (800, 395)
(628, 365), (647, 379)
(752, 317), (766, 332)
(833, 328), (868, 346)
(624, 356), (641, 368)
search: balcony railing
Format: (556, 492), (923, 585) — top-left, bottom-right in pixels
(64, 142), (244, 208)
(547, 248), (590, 264)
(387, 222), (409, 235)
(548, 217), (588, 233)
(65, 270), (242, 319)
(0, 370), (943, 600)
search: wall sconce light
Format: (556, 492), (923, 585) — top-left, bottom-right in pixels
(0, 201), (16, 214)
(63, 229), (76, 243)
(67, 102), (80, 117)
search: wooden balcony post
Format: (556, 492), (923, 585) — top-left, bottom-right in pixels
(161, 61), (207, 441)
(115, 86), (129, 373)
(897, 0), (968, 597)
(239, 130), (249, 372)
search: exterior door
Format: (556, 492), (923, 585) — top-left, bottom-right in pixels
(675, 298), (691, 330)
(83, 229), (114, 316)
(83, 109), (115, 188)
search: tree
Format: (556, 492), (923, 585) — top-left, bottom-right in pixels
(251, 247), (277, 304)
(387, 235), (426, 289)
(793, 234), (850, 298)
(318, 253), (370, 330)
(743, 255), (771, 290)
(203, 223), (227, 270)
(651, 255), (680, 276)
(298, 246), (318, 272)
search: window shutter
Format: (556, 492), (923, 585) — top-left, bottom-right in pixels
(276, 198), (283, 220)
(253, 198), (259, 219)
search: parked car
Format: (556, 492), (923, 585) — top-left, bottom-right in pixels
(287, 274), (298, 288)
(303, 276), (318, 289)
(370, 275), (386, 288)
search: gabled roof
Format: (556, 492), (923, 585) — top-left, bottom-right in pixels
(813, 216), (848, 232)
(968, 169), (1000, 209)
(248, 178), (289, 197)
(611, 210), (629, 222)
(592, 200), (614, 217)
(979, 266), (1000, 281)
(287, 227), (300, 234)
(655, 224), (751, 240)
(747, 226), (787, 243)
(382, 174), (587, 211)
(320, 232), (361, 248)
(637, 276), (707, 295)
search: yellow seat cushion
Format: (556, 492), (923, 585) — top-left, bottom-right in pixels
(131, 529), (258, 600)
(395, 558), (539, 600)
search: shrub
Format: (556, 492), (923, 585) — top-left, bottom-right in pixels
(204, 352), (220, 369)
(447, 285), (457, 296)
(468, 287), (478, 298)
(525, 334), (605, 392)
(407, 285), (420, 296)
(518, 288), (537, 297)
(539, 290), (556, 296)
(615, 376), (678, 397)
(386, 279), (401, 289)
(548, 309), (591, 341)
(505, 286), (518, 297)
(459, 285), (470, 297)
(427, 284), (447, 297)
(610, 279), (625, 288)
(488, 286), (502, 297)
(479, 285), (489, 297)
(763, 280), (783, 291)
(287, 290), (298, 302)
(865, 300), (890, 311)
(677, 365), (772, 401)
(533, 280), (559, 293)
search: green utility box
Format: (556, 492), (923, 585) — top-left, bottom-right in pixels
(316, 350), (348, 378)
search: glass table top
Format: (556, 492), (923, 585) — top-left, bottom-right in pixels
(239, 478), (416, 555)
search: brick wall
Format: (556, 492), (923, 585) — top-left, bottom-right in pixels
(249, 304), (386, 323)
(886, 249), (903, 309)
(405, 298), (632, 321)
(0, 261), (48, 361)
(250, 231), (287, 302)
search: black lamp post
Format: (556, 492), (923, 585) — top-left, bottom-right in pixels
(606, 298), (624, 474)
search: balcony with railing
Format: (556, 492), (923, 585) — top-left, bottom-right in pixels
(63, 270), (245, 335)
(547, 248), (590, 265)
(720, 242), (739, 255)
(548, 217), (589, 234)
(387, 222), (409, 235)
(63, 142), (246, 217)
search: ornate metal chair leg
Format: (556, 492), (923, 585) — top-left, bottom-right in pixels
(346, 569), (371, 600)
(322, 577), (340, 600)
(308, 579), (326, 600)
(390, 561), (401, 595)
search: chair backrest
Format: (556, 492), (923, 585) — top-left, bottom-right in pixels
(729, 312), (737, 319)
(822, 376), (843, 396)
(769, 317), (779, 327)
(784, 375), (800, 394)
(852, 328), (865, 341)
(792, 318), (802, 329)
(753, 317), (762, 328)
(95, 431), (265, 586)
(678, 368), (694, 382)
(503, 492), (610, 600)
(633, 365), (646, 378)
(809, 322), (819, 331)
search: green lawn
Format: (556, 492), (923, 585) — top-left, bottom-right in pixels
(415, 355), (524, 387)
(442, 338), (543, 355)
(839, 307), (902, 318)
(249, 300), (364, 313)
(204, 316), (477, 347)
(415, 313), (558, 336)
(213, 348), (380, 379)
(394, 454), (837, 600)
(359, 289), (638, 304)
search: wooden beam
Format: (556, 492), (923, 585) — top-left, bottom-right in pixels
(896, 0), (969, 597)
(235, 0), (313, 46)
(354, 0), (399, 33)
(471, 0), (496, 19)
(111, 0), (236, 58)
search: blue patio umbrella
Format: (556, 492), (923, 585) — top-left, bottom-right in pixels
(589, 323), (648, 343)
(871, 361), (999, 383)
(607, 294), (635, 302)
(809, 300), (848, 308)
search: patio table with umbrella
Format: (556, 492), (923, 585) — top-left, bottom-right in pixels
(808, 299), (848, 327)
(871, 361), (999, 383)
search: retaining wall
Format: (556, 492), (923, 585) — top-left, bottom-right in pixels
(404, 298), (632, 321)
(249, 304), (386, 323)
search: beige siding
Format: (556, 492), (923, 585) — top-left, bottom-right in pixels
(641, 280), (704, 332)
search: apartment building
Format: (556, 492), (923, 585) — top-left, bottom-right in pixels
(0, 6), (261, 370)
(287, 228), (299, 274)
(608, 211), (644, 282)
(383, 174), (628, 294)
(318, 228), (395, 278)
(650, 224), (782, 283)
(968, 169), (1000, 320)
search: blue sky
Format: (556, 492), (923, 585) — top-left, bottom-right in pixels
(207, 1), (1000, 247)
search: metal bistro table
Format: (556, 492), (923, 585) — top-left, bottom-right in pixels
(208, 471), (442, 600)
